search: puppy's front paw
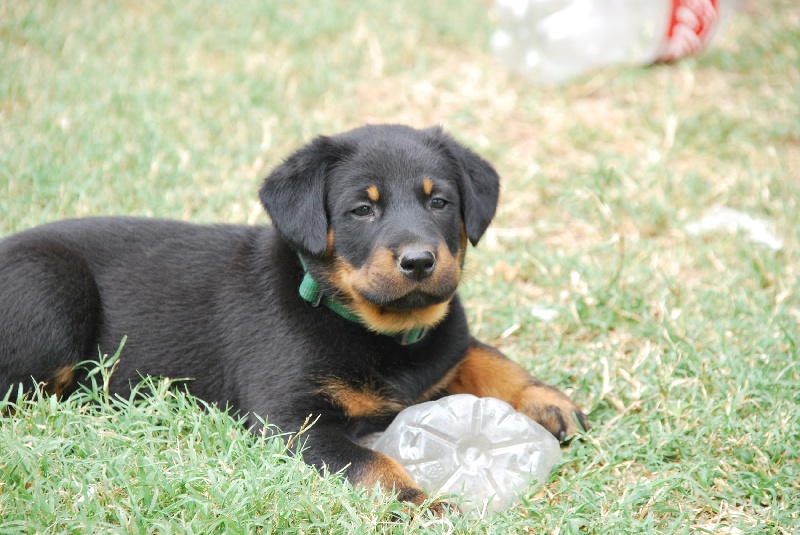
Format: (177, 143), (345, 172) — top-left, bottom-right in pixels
(424, 498), (460, 517)
(393, 488), (458, 518)
(516, 383), (588, 442)
(353, 450), (458, 518)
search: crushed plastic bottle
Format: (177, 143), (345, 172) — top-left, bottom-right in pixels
(371, 394), (561, 514)
(491, 0), (733, 85)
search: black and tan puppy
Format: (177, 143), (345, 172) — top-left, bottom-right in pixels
(0, 124), (586, 510)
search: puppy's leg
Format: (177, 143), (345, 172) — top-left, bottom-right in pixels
(445, 339), (588, 441)
(0, 239), (100, 398)
(301, 426), (450, 515)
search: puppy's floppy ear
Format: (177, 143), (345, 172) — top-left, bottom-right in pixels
(260, 135), (352, 256)
(425, 127), (500, 246)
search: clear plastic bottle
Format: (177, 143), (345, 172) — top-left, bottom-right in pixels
(371, 394), (561, 514)
(491, 0), (731, 85)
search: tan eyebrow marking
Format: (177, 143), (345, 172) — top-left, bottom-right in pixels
(422, 178), (433, 196)
(366, 185), (380, 203)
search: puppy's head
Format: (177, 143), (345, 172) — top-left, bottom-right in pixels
(260, 124), (499, 334)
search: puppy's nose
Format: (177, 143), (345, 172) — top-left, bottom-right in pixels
(398, 249), (436, 281)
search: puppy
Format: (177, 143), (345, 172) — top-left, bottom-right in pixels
(0, 124), (586, 510)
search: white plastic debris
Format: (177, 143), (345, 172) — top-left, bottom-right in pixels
(491, 0), (733, 85)
(371, 394), (561, 514)
(530, 304), (560, 322)
(685, 205), (783, 250)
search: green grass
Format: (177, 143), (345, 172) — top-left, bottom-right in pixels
(1, 0), (799, 533)
(1, 348), (429, 534)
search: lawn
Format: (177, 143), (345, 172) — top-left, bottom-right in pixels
(1, 1), (798, 533)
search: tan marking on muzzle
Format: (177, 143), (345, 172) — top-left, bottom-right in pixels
(323, 242), (463, 333)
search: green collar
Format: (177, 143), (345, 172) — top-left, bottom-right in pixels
(297, 256), (429, 345)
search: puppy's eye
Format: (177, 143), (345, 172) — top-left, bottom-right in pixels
(430, 198), (447, 209)
(352, 205), (374, 217)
